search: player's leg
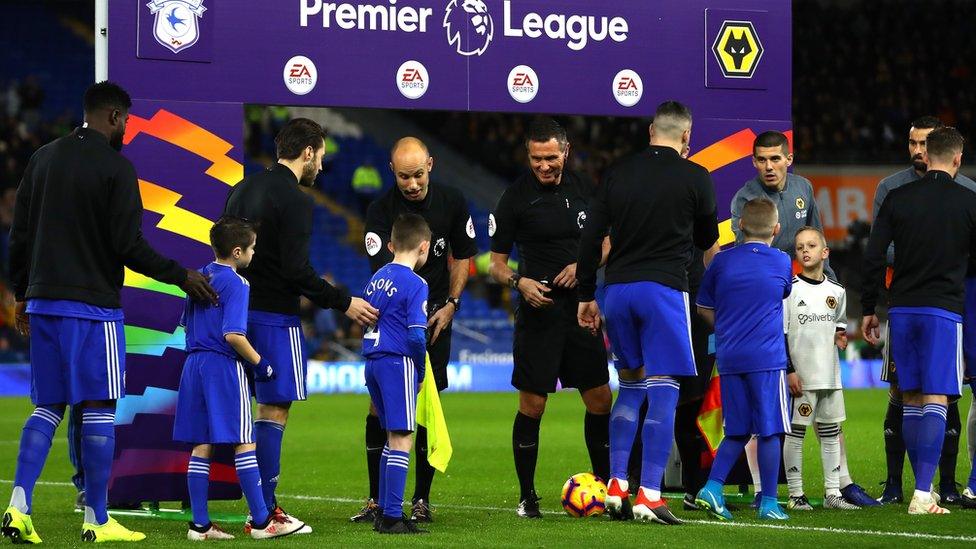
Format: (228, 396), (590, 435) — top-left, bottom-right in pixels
(362, 359), (388, 524)
(784, 391), (812, 510)
(185, 444), (232, 541)
(172, 353), (220, 535)
(2, 314), (67, 544)
(376, 356), (424, 534)
(411, 322), (452, 521)
(249, 320), (307, 527)
(579, 385), (611, 483)
(816, 421), (854, 510)
(752, 370), (790, 520)
(350, 403), (384, 522)
(880, 316), (907, 504)
(696, 373), (750, 521)
(964, 381), (976, 508)
(938, 401), (961, 503)
(513, 391), (546, 518)
(602, 283), (646, 518)
(675, 311), (713, 509)
(68, 405), (85, 510)
(744, 437), (761, 507)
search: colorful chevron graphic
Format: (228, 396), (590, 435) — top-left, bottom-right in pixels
(139, 178), (213, 245)
(125, 324), (186, 357)
(115, 386), (179, 425)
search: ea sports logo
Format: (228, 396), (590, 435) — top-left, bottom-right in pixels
(507, 65), (538, 103)
(396, 60), (429, 100)
(444, 0), (493, 56)
(283, 55), (317, 95)
(612, 69), (643, 108)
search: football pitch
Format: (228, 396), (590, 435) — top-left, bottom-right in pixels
(1, 389), (975, 547)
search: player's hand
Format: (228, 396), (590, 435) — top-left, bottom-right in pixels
(181, 269), (219, 305)
(253, 357), (276, 382)
(787, 372), (803, 397)
(552, 263), (578, 289)
(345, 297), (379, 326)
(517, 277), (553, 308)
(427, 303), (455, 345)
(861, 314), (881, 346)
(577, 300), (602, 334)
(14, 301), (29, 337)
(835, 330), (849, 351)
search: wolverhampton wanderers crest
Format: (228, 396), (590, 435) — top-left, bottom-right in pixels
(826, 296), (837, 309)
(795, 196), (805, 210)
(147, 0), (207, 54)
(798, 403), (813, 417)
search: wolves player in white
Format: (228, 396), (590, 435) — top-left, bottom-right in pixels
(782, 227), (860, 511)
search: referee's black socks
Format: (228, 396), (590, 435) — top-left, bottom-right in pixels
(413, 426), (436, 503)
(584, 411), (610, 483)
(365, 414), (385, 501)
(513, 412), (541, 501)
(883, 394), (905, 484)
(939, 401), (961, 490)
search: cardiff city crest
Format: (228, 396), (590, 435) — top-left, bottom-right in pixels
(147, 0), (207, 54)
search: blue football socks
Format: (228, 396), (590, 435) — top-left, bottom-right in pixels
(609, 378), (647, 480)
(254, 419), (285, 511)
(383, 449), (410, 519)
(236, 450), (270, 526)
(915, 403), (948, 493)
(81, 408), (115, 525)
(187, 456), (211, 527)
(10, 406), (63, 514)
(640, 378), (679, 498)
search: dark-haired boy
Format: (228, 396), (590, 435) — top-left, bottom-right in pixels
(362, 214), (431, 534)
(174, 217), (303, 540)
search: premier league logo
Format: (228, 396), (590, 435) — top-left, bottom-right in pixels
(147, 0), (207, 54)
(444, 0), (494, 56)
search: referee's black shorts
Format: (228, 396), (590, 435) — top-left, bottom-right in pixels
(678, 304), (714, 404)
(511, 290), (609, 395)
(427, 321), (452, 392)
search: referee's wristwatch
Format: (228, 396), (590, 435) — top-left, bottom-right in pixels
(446, 296), (461, 312)
(508, 273), (522, 290)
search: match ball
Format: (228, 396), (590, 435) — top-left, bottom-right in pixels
(560, 473), (607, 517)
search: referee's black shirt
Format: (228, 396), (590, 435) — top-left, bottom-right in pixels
(225, 163), (351, 316)
(364, 183), (477, 303)
(862, 170), (976, 316)
(9, 126), (186, 307)
(490, 169), (596, 282)
(577, 145), (719, 301)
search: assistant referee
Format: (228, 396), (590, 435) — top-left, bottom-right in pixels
(488, 118), (612, 518)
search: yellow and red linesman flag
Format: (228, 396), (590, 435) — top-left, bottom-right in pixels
(696, 364), (724, 456)
(415, 353), (452, 472)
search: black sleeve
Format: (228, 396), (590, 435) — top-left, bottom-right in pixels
(364, 199), (393, 273)
(861, 193), (895, 315)
(279, 191), (351, 311)
(9, 153), (35, 300)
(109, 161), (186, 286)
(693, 170), (720, 251)
(577, 175), (611, 301)
(448, 192), (478, 260)
(785, 334), (795, 374)
(489, 187), (517, 255)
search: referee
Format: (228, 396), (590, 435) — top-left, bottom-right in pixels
(3, 81), (215, 543)
(352, 137), (477, 524)
(488, 118), (612, 518)
(872, 116), (976, 506)
(862, 126), (976, 515)
(578, 101), (718, 524)
(225, 118), (378, 532)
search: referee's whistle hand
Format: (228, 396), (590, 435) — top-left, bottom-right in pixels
(861, 315), (881, 346)
(182, 269), (219, 304)
(346, 297), (379, 326)
(577, 301), (601, 334)
(517, 278), (553, 308)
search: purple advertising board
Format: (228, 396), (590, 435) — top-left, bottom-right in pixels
(106, 0), (790, 503)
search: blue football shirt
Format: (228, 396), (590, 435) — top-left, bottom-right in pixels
(182, 263), (249, 358)
(696, 242), (792, 374)
(362, 263), (428, 359)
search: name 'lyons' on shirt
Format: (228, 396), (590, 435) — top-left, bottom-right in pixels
(785, 274), (847, 390)
(182, 263), (250, 359)
(362, 263), (429, 359)
(697, 242), (793, 374)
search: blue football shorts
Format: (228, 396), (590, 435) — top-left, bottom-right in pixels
(603, 281), (695, 376)
(29, 314), (124, 405)
(173, 351), (253, 444)
(364, 355), (419, 432)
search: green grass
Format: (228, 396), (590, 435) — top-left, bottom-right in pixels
(1, 390), (975, 547)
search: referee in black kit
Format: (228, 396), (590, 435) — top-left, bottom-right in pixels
(352, 136), (477, 524)
(488, 118), (612, 519)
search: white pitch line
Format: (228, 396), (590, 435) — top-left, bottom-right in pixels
(3, 480), (974, 543)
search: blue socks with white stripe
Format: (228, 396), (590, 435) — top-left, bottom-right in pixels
(187, 456), (211, 527)
(10, 406), (64, 514)
(254, 419), (285, 511)
(902, 405), (923, 477)
(236, 451), (270, 526)
(81, 408), (115, 525)
(378, 445), (390, 511)
(914, 403), (948, 493)
(640, 378), (679, 499)
(610, 378), (646, 480)
(383, 449), (410, 519)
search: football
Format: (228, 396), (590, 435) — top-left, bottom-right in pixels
(560, 473), (607, 518)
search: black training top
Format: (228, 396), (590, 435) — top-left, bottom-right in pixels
(9, 126), (186, 307)
(862, 170), (976, 315)
(577, 145), (719, 301)
(364, 183), (477, 303)
(225, 163), (351, 316)
(490, 169), (597, 283)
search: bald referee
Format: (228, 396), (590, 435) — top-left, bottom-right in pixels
(225, 118), (378, 532)
(578, 101), (718, 524)
(352, 137), (476, 524)
(862, 126), (976, 515)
